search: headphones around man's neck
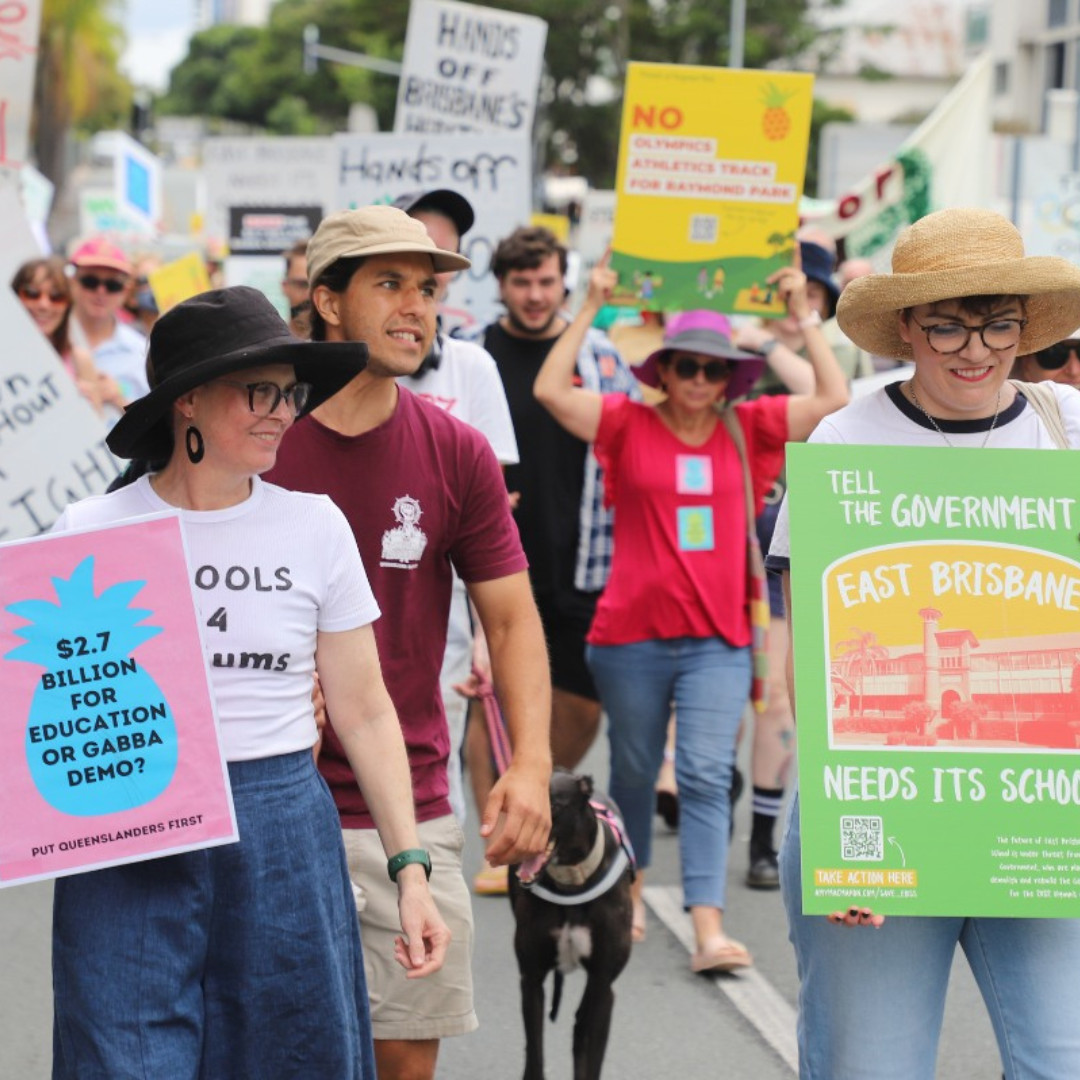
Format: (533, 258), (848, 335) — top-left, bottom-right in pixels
(415, 319), (444, 377)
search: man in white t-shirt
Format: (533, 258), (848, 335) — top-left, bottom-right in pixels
(394, 191), (519, 872)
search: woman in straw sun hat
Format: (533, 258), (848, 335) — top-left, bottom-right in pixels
(48, 287), (449, 1078)
(767, 207), (1080, 1079)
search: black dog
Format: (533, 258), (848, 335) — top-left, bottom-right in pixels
(509, 769), (634, 1080)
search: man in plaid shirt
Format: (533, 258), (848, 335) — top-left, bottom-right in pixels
(464, 225), (640, 770)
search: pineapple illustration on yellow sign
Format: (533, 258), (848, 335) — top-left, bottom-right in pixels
(610, 63), (813, 315)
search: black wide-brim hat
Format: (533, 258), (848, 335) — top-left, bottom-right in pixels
(107, 286), (367, 460)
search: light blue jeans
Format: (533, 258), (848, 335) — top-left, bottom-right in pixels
(587, 636), (750, 909)
(780, 789), (1080, 1079)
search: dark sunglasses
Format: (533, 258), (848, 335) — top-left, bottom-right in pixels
(671, 357), (731, 383)
(76, 274), (127, 294)
(1035, 342), (1079, 370)
(18, 286), (67, 304)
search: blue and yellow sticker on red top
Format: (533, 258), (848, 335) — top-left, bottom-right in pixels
(676, 454), (714, 550)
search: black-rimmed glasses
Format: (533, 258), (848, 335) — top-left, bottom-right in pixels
(910, 317), (1026, 354)
(218, 380), (312, 417)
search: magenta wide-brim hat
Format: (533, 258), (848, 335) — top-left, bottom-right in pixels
(637, 319), (765, 401)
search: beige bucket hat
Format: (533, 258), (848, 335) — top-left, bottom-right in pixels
(306, 205), (471, 286)
(836, 208), (1080, 359)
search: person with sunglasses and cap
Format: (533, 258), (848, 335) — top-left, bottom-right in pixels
(766, 207), (1080, 1079)
(534, 253), (848, 971)
(1015, 327), (1080, 390)
(48, 286), (449, 1078)
(67, 237), (150, 407)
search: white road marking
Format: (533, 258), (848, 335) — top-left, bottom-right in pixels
(645, 885), (798, 1074)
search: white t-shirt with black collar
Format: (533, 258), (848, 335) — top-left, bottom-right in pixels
(766, 380), (1080, 573)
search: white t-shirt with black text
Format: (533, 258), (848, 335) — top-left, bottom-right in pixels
(53, 475), (380, 761)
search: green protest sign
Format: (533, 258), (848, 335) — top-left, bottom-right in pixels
(787, 443), (1080, 916)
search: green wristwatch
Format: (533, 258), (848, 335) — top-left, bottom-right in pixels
(387, 848), (432, 882)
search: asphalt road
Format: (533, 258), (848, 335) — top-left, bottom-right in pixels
(0, 721), (1006, 1078)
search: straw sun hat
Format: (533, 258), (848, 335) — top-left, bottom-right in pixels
(836, 208), (1080, 360)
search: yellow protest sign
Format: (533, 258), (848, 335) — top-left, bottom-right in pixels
(610, 63), (813, 315)
(148, 252), (213, 314)
(530, 212), (571, 242)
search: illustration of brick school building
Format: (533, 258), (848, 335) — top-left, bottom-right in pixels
(831, 608), (1080, 748)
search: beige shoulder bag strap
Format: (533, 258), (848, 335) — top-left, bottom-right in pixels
(1009, 379), (1070, 450)
(720, 408), (770, 712)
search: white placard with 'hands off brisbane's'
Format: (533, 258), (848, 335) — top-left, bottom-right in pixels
(394, 0), (547, 138)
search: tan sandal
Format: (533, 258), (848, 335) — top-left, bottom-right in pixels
(690, 939), (753, 973)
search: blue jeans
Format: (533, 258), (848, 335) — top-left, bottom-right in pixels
(780, 789), (1080, 1079)
(587, 637), (750, 909)
(52, 751), (374, 1079)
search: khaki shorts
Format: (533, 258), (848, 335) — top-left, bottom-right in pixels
(342, 815), (478, 1041)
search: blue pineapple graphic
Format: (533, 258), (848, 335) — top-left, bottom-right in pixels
(6, 556), (178, 816)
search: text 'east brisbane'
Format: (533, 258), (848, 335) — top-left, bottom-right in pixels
(835, 561), (1080, 610)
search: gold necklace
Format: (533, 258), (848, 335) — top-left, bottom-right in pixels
(906, 381), (1002, 449)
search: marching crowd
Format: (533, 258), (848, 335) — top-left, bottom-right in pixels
(14, 192), (1080, 1078)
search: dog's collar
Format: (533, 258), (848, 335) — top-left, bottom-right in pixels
(525, 847), (631, 907)
(518, 800), (636, 907)
(545, 819), (606, 888)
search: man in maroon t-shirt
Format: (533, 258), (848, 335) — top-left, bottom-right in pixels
(266, 205), (552, 1080)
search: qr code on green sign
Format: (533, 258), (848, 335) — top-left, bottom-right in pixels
(841, 816), (883, 861)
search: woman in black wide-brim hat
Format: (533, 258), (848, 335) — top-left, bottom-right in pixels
(49, 287), (449, 1078)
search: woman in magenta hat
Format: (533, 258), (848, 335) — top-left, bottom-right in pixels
(534, 256), (848, 972)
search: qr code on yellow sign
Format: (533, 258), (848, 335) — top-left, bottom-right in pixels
(841, 815), (883, 861)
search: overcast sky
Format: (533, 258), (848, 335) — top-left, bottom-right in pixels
(121, 0), (195, 91)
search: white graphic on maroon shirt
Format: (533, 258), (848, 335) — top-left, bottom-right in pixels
(381, 495), (428, 569)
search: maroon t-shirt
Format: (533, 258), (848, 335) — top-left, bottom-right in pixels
(266, 388), (527, 828)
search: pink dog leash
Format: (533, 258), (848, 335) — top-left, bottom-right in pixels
(475, 667), (513, 777)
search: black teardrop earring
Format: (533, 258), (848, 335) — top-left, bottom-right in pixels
(185, 425), (205, 464)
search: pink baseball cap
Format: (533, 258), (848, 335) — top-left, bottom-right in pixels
(70, 237), (132, 275)
(636, 310), (765, 402)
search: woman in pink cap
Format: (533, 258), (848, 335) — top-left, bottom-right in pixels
(534, 256), (847, 972)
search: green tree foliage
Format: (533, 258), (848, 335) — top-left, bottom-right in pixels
(34, 0), (132, 191)
(158, 0), (408, 135)
(159, 0), (843, 183)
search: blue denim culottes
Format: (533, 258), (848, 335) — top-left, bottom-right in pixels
(52, 750), (374, 1079)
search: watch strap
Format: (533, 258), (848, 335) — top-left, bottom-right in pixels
(387, 848), (432, 882)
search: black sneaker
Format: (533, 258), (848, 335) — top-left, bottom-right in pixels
(746, 848), (780, 890)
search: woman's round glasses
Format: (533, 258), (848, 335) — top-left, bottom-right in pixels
(219, 380), (312, 417)
(911, 317), (1025, 354)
